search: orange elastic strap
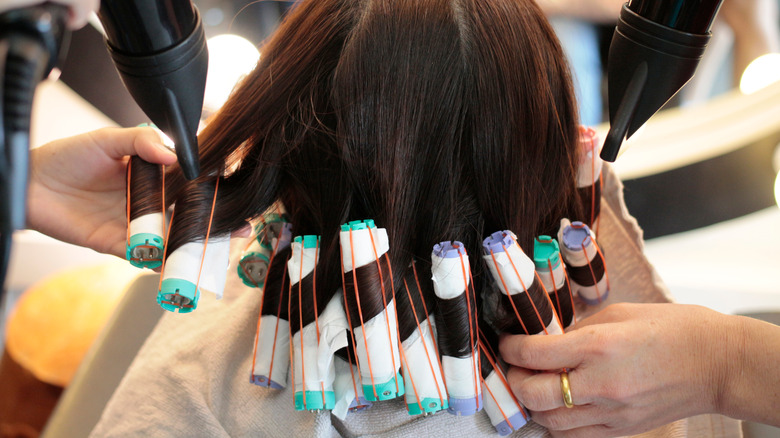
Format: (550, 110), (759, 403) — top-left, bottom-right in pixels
(156, 209), (175, 292)
(467, 267), (483, 387)
(348, 228), (378, 398)
(411, 262), (447, 389)
(367, 230), (400, 395)
(340, 246), (363, 404)
(590, 134), (597, 228)
(296, 241), (309, 410)
(503, 238), (549, 335)
(590, 234), (610, 291)
(536, 271), (565, 334)
(161, 165), (166, 237)
(192, 178), (220, 308)
(548, 260), (563, 325)
(393, 278), (422, 413)
(125, 159), (132, 246)
(547, 260), (570, 334)
(250, 231), (284, 376)
(580, 237), (603, 304)
(311, 239), (327, 405)
(479, 340), (527, 419)
(458, 252), (480, 407)
(488, 249), (530, 335)
(481, 375), (512, 429)
(597, 172), (604, 236)
(403, 278), (445, 407)
(266, 262), (288, 386)
(288, 278), (295, 400)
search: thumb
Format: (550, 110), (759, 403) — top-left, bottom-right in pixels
(88, 127), (178, 165)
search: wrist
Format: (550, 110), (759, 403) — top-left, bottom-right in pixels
(711, 313), (747, 418)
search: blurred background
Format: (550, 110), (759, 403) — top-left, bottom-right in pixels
(1, 1), (779, 437)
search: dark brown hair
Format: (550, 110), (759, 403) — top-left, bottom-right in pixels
(161, 0), (580, 342)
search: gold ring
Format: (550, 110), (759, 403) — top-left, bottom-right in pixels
(560, 371), (574, 408)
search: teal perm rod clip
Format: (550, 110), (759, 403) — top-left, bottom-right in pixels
(363, 371), (405, 402)
(408, 397), (448, 416)
(157, 278), (199, 313)
(258, 214), (292, 250)
(126, 232), (164, 269)
(294, 390), (336, 412)
(237, 251), (271, 288)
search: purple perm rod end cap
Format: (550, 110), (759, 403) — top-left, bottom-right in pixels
(433, 241), (467, 258)
(494, 410), (529, 436)
(482, 231), (515, 255)
(447, 395), (483, 416)
(349, 396), (373, 412)
(250, 375), (284, 390)
(562, 221), (592, 251)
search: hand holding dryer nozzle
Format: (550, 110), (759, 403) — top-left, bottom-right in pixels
(98, 0), (208, 180)
(601, 0), (724, 162)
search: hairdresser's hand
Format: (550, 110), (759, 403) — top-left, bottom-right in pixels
(0, 0), (99, 29)
(27, 127), (177, 258)
(499, 303), (736, 438)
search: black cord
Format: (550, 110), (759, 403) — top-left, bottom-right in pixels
(0, 4), (69, 295)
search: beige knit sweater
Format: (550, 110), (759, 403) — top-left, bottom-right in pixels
(90, 166), (742, 438)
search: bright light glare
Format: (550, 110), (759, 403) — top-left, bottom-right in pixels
(204, 34), (261, 112)
(740, 53), (780, 95)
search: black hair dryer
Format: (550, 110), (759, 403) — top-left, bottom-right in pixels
(98, 0), (207, 180)
(601, 0), (725, 162)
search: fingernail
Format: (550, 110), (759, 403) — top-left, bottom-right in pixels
(155, 142), (177, 158)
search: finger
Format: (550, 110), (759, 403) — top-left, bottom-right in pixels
(549, 424), (615, 438)
(507, 367), (592, 411)
(63, 0), (99, 30)
(532, 405), (606, 432)
(88, 127), (177, 165)
(500, 331), (585, 370)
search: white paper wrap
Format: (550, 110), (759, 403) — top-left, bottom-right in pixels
(401, 318), (447, 408)
(557, 219), (599, 267)
(442, 354), (481, 400)
(577, 128), (604, 188)
(536, 257), (567, 292)
(291, 293), (349, 394)
(288, 238), (317, 285)
(340, 224), (400, 388)
(483, 370), (525, 428)
(332, 357), (367, 420)
(339, 226), (389, 272)
(162, 236), (231, 299)
(128, 212), (165, 238)
(352, 299), (401, 386)
(252, 314), (290, 386)
(482, 243), (536, 297)
(557, 219), (608, 302)
(431, 251), (470, 300)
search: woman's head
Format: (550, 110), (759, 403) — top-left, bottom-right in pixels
(163, 0), (580, 332)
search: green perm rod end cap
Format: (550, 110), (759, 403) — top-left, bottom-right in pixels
(407, 397), (448, 416)
(126, 233), (164, 270)
(341, 219), (376, 232)
(157, 279), (199, 313)
(293, 235), (320, 249)
(533, 235), (561, 269)
(294, 391), (336, 411)
(363, 372), (405, 402)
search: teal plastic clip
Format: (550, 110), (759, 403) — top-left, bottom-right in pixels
(126, 233), (164, 269)
(363, 372), (405, 402)
(157, 278), (199, 313)
(293, 390), (336, 411)
(407, 397), (449, 416)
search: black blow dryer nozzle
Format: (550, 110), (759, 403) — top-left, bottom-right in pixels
(101, 2), (207, 180)
(601, 4), (712, 162)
